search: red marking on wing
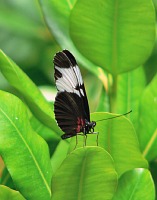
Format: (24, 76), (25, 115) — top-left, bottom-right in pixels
(76, 117), (85, 133)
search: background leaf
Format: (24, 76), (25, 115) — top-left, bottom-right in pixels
(0, 0), (58, 72)
(113, 169), (155, 200)
(0, 185), (25, 200)
(137, 74), (157, 161)
(0, 90), (51, 200)
(70, 0), (155, 74)
(150, 160), (157, 198)
(1, 167), (15, 190)
(30, 116), (60, 156)
(52, 147), (117, 200)
(116, 66), (146, 129)
(0, 50), (60, 134)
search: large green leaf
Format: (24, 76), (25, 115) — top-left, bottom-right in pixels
(52, 147), (117, 200)
(0, 50), (60, 134)
(30, 115), (60, 156)
(116, 66), (146, 128)
(70, 0), (155, 74)
(0, 90), (52, 200)
(137, 74), (157, 161)
(69, 112), (148, 176)
(113, 169), (155, 200)
(39, 0), (103, 77)
(94, 112), (148, 176)
(0, 185), (25, 200)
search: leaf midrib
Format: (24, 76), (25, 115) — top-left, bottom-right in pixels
(78, 151), (87, 200)
(128, 173), (141, 200)
(112, 0), (119, 74)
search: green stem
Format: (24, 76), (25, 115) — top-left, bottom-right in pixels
(108, 74), (118, 113)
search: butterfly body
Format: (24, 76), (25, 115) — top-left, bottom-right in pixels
(54, 50), (96, 139)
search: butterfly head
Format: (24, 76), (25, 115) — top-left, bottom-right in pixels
(91, 121), (96, 128)
(85, 120), (96, 133)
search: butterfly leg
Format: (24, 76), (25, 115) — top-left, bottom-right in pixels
(83, 134), (87, 147)
(74, 133), (86, 148)
(73, 134), (78, 150)
(89, 129), (99, 146)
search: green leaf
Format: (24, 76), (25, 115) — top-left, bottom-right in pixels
(51, 140), (69, 176)
(39, 0), (103, 77)
(0, 185), (25, 200)
(150, 160), (157, 198)
(113, 169), (155, 200)
(82, 112), (147, 176)
(52, 147), (117, 200)
(116, 66), (146, 129)
(144, 38), (157, 83)
(0, 90), (52, 200)
(96, 113), (148, 176)
(84, 74), (109, 112)
(70, 0), (155, 74)
(137, 74), (157, 161)
(30, 116), (60, 156)
(1, 167), (15, 189)
(0, 50), (60, 134)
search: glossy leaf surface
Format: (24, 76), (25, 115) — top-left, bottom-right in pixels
(52, 147), (117, 200)
(0, 50), (60, 134)
(70, 0), (155, 74)
(116, 66), (146, 128)
(0, 91), (51, 200)
(113, 169), (155, 200)
(137, 74), (157, 161)
(0, 185), (25, 200)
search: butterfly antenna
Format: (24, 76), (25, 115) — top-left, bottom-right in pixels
(96, 110), (132, 122)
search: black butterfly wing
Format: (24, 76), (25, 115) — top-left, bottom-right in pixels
(54, 92), (86, 138)
(53, 50), (90, 137)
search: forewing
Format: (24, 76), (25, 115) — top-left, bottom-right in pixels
(53, 50), (90, 121)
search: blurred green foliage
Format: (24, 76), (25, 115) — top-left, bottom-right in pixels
(0, 0), (60, 90)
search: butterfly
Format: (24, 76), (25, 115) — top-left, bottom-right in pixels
(53, 50), (97, 140)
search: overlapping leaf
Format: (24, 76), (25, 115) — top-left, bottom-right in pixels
(137, 74), (157, 161)
(96, 113), (148, 176)
(0, 50), (60, 135)
(52, 147), (117, 200)
(70, 0), (155, 74)
(116, 66), (146, 128)
(0, 90), (52, 200)
(113, 169), (155, 200)
(0, 185), (25, 200)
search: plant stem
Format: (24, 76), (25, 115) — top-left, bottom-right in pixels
(108, 73), (118, 113)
